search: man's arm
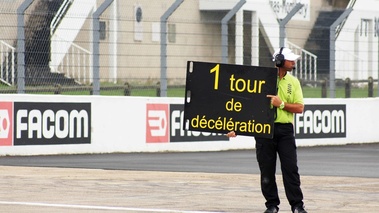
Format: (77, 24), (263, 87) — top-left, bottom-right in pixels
(267, 95), (304, 113)
(282, 102), (304, 113)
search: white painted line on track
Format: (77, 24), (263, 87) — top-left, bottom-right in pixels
(0, 201), (223, 213)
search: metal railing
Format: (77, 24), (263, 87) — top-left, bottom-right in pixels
(53, 36), (92, 85)
(50, 0), (73, 35)
(335, 0), (356, 38)
(287, 41), (318, 82)
(49, 0), (92, 85)
(0, 40), (16, 86)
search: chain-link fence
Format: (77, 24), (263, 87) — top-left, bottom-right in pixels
(0, 0), (378, 98)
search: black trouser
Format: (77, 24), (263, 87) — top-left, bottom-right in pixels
(255, 123), (304, 210)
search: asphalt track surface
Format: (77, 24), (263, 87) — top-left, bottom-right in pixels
(0, 143), (378, 213)
(0, 143), (378, 178)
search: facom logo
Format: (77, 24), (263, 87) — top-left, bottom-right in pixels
(145, 103), (229, 143)
(170, 104), (228, 142)
(16, 109), (89, 139)
(14, 102), (91, 145)
(295, 104), (346, 139)
(147, 110), (167, 137)
(146, 104), (169, 143)
(0, 102), (13, 146)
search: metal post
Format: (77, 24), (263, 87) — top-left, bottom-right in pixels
(160, 0), (184, 97)
(321, 79), (327, 98)
(221, 0), (246, 64)
(92, 0), (114, 95)
(279, 3), (303, 47)
(110, 0), (118, 84)
(345, 78), (351, 98)
(368, 77), (373, 97)
(16, 0), (34, 94)
(329, 8), (352, 98)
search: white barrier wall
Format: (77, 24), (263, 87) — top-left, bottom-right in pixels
(0, 94), (378, 156)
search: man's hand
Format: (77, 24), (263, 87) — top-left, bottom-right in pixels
(226, 131), (236, 138)
(267, 95), (282, 108)
(267, 95), (304, 113)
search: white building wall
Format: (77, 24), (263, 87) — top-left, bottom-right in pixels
(335, 0), (379, 80)
(246, 0), (280, 51)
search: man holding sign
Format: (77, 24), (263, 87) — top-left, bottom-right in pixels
(227, 47), (307, 213)
(184, 61), (277, 138)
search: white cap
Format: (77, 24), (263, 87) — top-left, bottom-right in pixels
(272, 47), (300, 61)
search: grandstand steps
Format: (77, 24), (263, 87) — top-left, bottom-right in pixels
(304, 10), (345, 79)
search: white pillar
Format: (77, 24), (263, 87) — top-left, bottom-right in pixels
(251, 11), (259, 66)
(109, 0), (118, 83)
(235, 10), (243, 65)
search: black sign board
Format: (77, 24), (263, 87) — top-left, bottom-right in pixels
(183, 61), (277, 138)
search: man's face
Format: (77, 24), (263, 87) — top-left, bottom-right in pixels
(283, 60), (296, 71)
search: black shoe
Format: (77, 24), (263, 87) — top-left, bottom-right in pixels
(264, 206), (279, 213)
(293, 206), (307, 213)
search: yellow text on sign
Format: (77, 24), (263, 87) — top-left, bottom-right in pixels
(210, 64), (220, 90)
(226, 98), (242, 112)
(209, 64), (266, 93)
(229, 75), (266, 93)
